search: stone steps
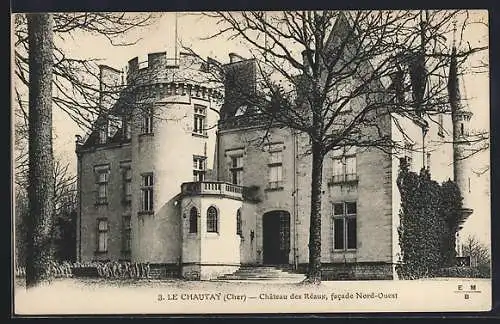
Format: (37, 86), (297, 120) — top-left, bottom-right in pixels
(215, 265), (306, 282)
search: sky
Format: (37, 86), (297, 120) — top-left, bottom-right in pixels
(25, 10), (490, 245)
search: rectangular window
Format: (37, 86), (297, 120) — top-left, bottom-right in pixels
(122, 216), (131, 253)
(269, 151), (283, 164)
(332, 157), (344, 183)
(333, 218), (345, 250)
(141, 173), (154, 212)
(108, 116), (122, 138)
(96, 170), (109, 204)
(142, 107), (153, 134)
(268, 150), (283, 189)
(193, 104), (207, 136)
(99, 125), (107, 144)
(230, 155), (243, 185)
(123, 117), (131, 140)
(123, 168), (132, 202)
(193, 156), (206, 182)
(403, 142), (414, 168)
(97, 219), (108, 253)
(333, 202), (344, 216)
(346, 217), (357, 249)
(331, 150), (357, 183)
(333, 202), (357, 250)
(345, 156), (357, 181)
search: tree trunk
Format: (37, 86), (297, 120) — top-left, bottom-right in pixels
(306, 141), (324, 283)
(26, 13), (54, 288)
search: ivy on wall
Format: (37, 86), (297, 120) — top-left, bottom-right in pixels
(396, 159), (463, 279)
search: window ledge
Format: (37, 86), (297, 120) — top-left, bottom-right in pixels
(332, 249), (357, 253)
(192, 132), (209, 138)
(327, 178), (359, 186)
(139, 132), (154, 137)
(138, 210), (154, 216)
(94, 250), (108, 255)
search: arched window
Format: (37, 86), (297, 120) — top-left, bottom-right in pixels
(236, 209), (242, 236)
(207, 206), (218, 233)
(189, 207), (198, 233)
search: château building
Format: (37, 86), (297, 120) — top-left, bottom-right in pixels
(75, 17), (474, 280)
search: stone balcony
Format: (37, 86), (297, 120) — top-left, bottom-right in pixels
(181, 181), (244, 200)
(218, 114), (271, 131)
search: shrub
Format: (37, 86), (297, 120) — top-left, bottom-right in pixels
(15, 261), (159, 280)
(437, 266), (485, 278)
(396, 162), (463, 279)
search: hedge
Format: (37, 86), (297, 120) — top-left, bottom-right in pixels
(396, 161), (463, 279)
(15, 261), (155, 280)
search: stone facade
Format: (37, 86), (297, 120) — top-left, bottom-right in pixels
(76, 51), (232, 279)
(76, 32), (468, 281)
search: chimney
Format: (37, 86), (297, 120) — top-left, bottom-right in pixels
(99, 65), (122, 111)
(229, 53), (245, 63)
(301, 49), (314, 73)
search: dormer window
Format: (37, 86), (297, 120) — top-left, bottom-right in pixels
(99, 127), (107, 144)
(108, 116), (122, 138)
(123, 117), (131, 140)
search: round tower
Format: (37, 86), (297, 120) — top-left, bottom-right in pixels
(449, 46), (474, 211)
(449, 45), (474, 258)
(125, 51), (222, 264)
(452, 102), (473, 208)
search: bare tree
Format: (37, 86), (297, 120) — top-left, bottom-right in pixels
(26, 13), (55, 288)
(14, 13), (156, 128)
(461, 235), (490, 276)
(16, 158), (77, 268)
(13, 13), (156, 186)
(198, 10), (487, 282)
(14, 13), (156, 287)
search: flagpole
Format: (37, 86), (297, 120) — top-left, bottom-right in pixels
(174, 12), (178, 65)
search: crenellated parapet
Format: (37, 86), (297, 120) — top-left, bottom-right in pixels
(125, 51), (222, 100)
(131, 81), (223, 104)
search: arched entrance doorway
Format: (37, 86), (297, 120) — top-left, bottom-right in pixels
(262, 210), (290, 265)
